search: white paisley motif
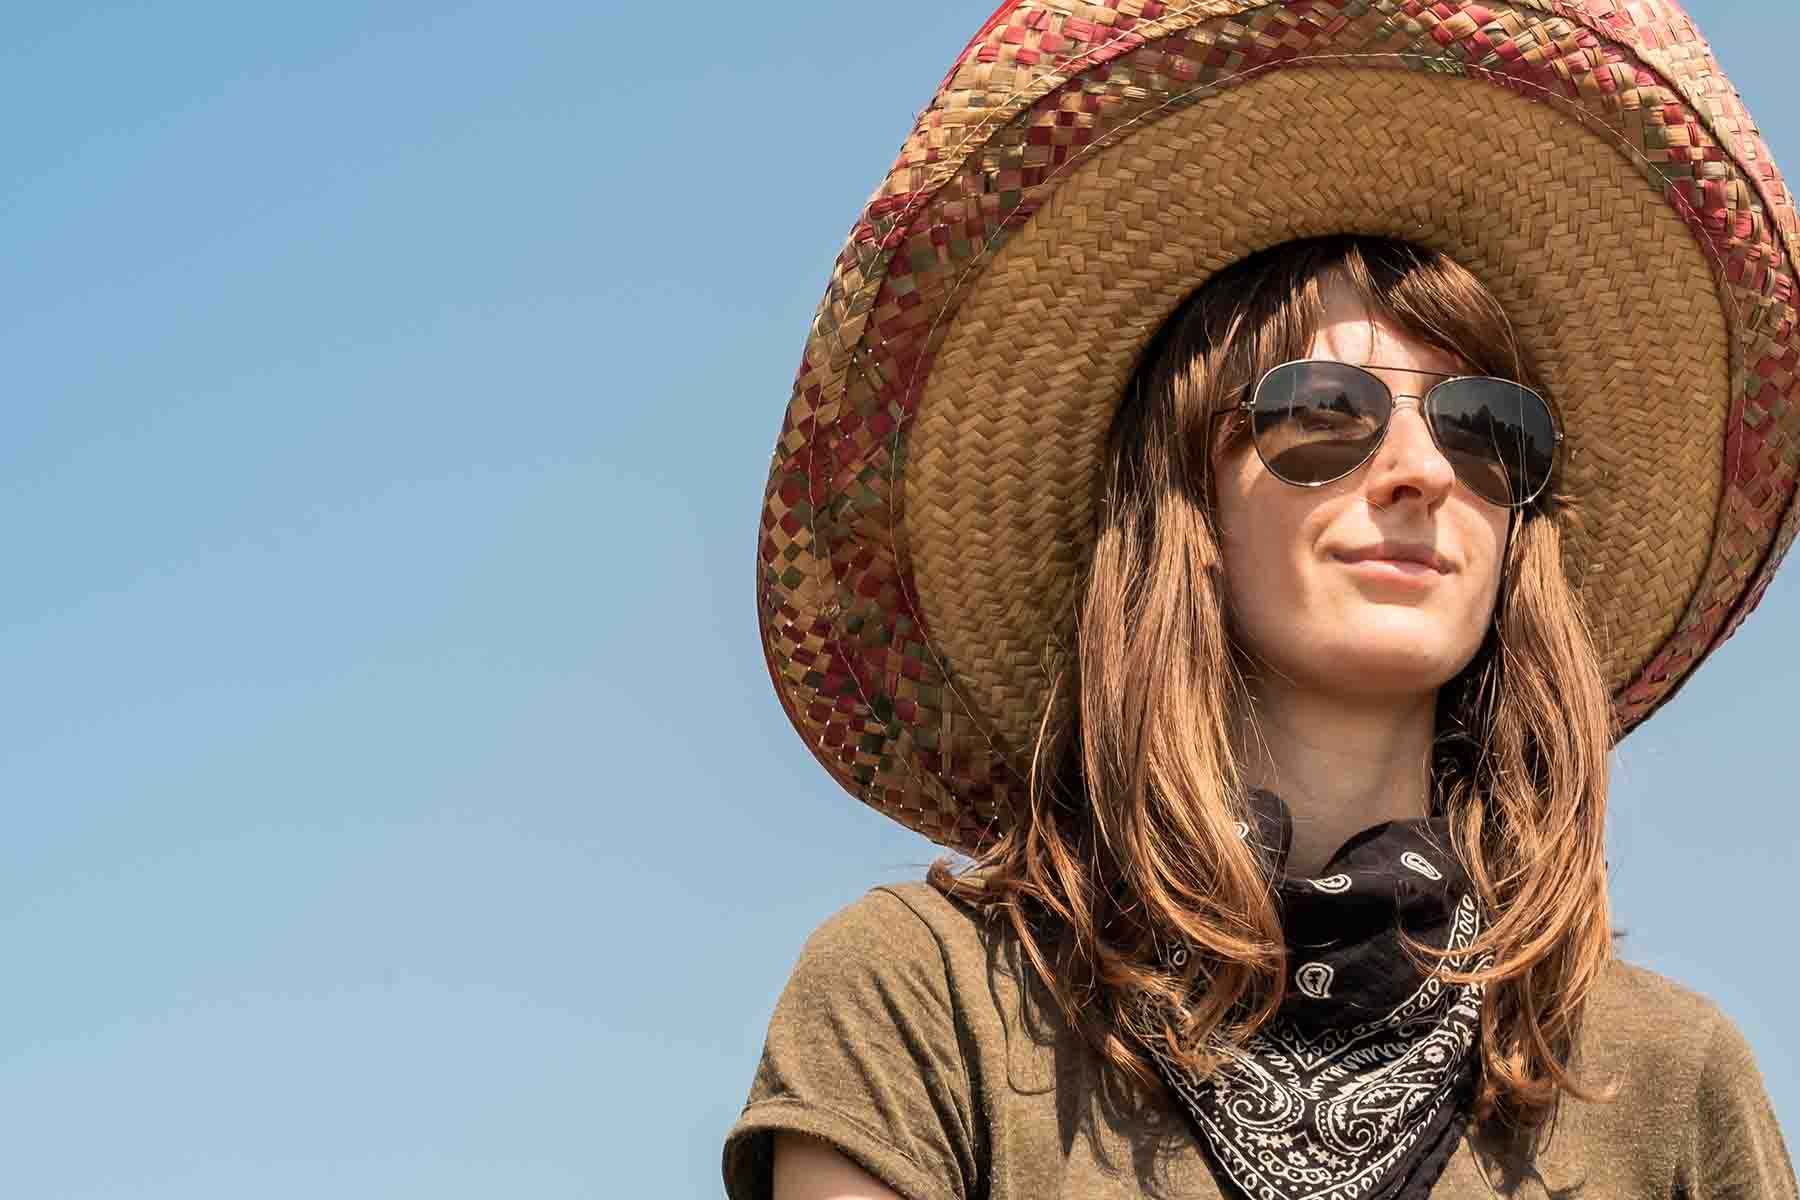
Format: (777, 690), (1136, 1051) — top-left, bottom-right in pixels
(1295, 961), (1335, 999)
(1308, 873), (1353, 893)
(1146, 893), (1491, 1200)
(1234, 820), (1251, 840)
(1401, 851), (1444, 880)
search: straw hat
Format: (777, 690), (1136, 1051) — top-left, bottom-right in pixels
(755, 0), (1800, 854)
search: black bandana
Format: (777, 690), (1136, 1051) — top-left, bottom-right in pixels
(1147, 789), (1489, 1200)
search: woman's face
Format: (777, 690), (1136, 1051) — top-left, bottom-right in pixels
(1211, 278), (1511, 701)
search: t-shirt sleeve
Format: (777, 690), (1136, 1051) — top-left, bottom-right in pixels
(1682, 1006), (1797, 1199)
(721, 887), (979, 1200)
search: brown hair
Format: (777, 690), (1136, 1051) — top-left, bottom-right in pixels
(929, 234), (1616, 1126)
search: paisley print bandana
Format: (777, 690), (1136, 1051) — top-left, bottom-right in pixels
(1149, 789), (1490, 1200)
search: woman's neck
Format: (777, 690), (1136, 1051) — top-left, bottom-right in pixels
(1234, 676), (1437, 877)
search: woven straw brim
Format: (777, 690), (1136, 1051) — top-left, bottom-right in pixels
(758, 0), (1800, 853)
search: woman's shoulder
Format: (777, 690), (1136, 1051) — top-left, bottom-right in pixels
(811, 878), (996, 944)
(1580, 956), (1748, 1068)
(1569, 956), (1770, 1106)
(725, 880), (1063, 1200)
(792, 878), (1026, 1006)
(790, 878), (1065, 1077)
(727, 883), (984, 1200)
(1514, 957), (1796, 1195)
(1589, 955), (1726, 1016)
(1583, 956), (1783, 1116)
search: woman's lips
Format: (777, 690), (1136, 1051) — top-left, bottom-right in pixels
(1331, 542), (1451, 573)
(1330, 543), (1451, 583)
(1336, 556), (1441, 580)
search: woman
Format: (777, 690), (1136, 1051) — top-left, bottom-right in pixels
(727, 3), (1799, 1197)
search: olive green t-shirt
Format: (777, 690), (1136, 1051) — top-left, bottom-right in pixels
(723, 882), (1795, 1199)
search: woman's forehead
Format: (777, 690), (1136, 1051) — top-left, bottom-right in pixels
(1308, 280), (1466, 375)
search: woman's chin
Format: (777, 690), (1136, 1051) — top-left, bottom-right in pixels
(1283, 626), (1479, 699)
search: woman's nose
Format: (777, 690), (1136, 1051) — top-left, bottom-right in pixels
(1364, 397), (1456, 509)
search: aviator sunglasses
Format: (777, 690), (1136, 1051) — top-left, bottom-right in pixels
(1237, 359), (1562, 509)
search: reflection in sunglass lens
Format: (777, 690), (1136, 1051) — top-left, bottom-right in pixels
(1249, 361), (1388, 486)
(1425, 377), (1557, 507)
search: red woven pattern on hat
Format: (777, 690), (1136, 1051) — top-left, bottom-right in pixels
(1548, 0), (1800, 718)
(759, 0), (1800, 849)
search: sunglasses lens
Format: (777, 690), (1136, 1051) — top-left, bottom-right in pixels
(1426, 377), (1558, 507)
(1248, 361), (1388, 486)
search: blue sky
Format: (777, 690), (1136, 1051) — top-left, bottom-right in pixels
(3, 3), (1796, 1197)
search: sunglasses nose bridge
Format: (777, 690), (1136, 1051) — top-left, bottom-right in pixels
(1383, 393), (1433, 441)
(1368, 392), (1457, 492)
